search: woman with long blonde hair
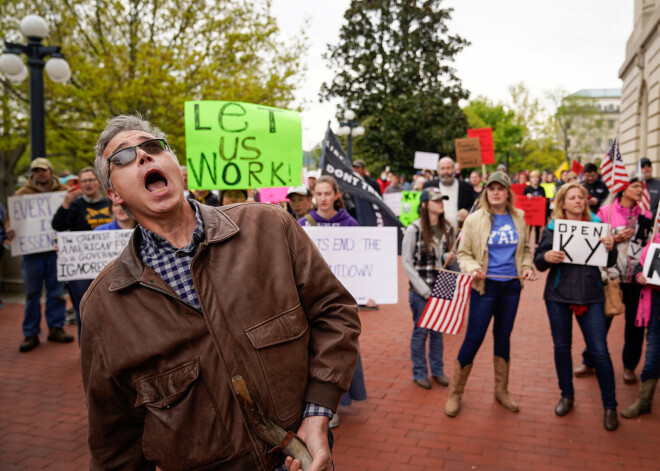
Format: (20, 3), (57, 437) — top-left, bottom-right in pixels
(534, 182), (619, 430)
(445, 172), (536, 417)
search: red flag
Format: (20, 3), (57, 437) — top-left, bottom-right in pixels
(600, 138), (629, 193)
(571, 160), (583, 178)
(418, 270), (472, 335)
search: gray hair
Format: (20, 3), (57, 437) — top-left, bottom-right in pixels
(94, 114), (168, 191)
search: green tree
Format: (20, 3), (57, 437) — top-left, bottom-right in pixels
(321, 0), (470, 174)
(462, 86), (565, 174)
(547, 89), (603, 165)
(1, 0), (306, 204)
(462, 98), (523, 171)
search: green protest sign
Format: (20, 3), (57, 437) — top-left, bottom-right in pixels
(184, 101), (302, 190)
(400, 191), (421, 226)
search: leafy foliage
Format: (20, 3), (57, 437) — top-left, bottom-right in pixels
(321, 0), (469, 174)
(1, 0), (306, 203)
(463, 83), (564, 173)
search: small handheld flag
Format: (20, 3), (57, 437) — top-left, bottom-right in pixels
(418, 270), (472, 335)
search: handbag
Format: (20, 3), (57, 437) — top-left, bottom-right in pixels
(603, 277), (625, 317)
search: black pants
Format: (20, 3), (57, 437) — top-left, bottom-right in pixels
(583, 282), (645, 370)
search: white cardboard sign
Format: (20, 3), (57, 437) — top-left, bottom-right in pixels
(642, 243), (660, 286)
(302, 226), (398, 304)
(8, 192), (66, 256)
(383, 192), (403, 216)
(414, 151), (439, 170)
(56, 230), (133, 281)
(552, 219), (610, 267)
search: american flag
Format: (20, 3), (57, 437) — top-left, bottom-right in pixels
(418, 270), (472, 335)
(600, 138), (629, 193)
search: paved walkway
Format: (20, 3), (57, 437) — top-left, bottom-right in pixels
(0, 262), (658, 470)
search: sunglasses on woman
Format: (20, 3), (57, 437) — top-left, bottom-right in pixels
(107, 138), (169, 176)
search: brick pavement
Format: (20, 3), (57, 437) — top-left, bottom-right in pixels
(0, 262), (659, 470)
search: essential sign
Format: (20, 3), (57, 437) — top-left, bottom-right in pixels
(185, 101), (303, 190)
(56, 230), (133, 281)
(552, 220), (609, 266)
(8, 192), (66, 256)
(302, 226), (398, 304)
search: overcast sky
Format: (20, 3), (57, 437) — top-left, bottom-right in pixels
(271, 0), (635, 150)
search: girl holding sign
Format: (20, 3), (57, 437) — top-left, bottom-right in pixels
(446, 172), (536, 417)
(576, 174), (652, 384)
(534, 182), (619, 431)
(402, 187), (457, 391)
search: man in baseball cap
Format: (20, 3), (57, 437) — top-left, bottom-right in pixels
(9, 157), (72, 352)
(286, 185), (313, 219)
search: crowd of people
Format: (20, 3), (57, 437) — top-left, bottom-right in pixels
(3, 123), (660, 468)
(399, 157), (660, 434)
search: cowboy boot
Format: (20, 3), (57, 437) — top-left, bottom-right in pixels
(494, 356), (519, 412)
(621, 378), (658, 419)
(444, 359), (473, 417)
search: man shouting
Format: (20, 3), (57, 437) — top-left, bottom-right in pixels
(81, 115), (360, 471)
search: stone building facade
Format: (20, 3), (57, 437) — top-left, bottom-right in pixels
(619, 0), (660, 173)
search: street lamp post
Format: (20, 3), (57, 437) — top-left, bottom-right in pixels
(335, 110), (365, 162)
(0, 15), (71, 160)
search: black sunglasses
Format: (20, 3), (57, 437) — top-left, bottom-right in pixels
(107, 138), (169, 176)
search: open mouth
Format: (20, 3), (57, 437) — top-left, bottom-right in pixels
(144, 169), (168, 194)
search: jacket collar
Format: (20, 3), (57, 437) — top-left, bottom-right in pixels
(109, 202), (240, 291)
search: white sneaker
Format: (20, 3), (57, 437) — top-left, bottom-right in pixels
(328, 413), (340, 429)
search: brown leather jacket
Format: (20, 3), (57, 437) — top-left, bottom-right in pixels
(80, 203), (360, 471)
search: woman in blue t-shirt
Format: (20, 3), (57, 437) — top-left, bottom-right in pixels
(445, 171), (536, 417)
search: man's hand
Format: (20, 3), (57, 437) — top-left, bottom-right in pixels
(588, 196), (598, 206)
(62, 186), (81, 209)
(284, 415), (332, 471)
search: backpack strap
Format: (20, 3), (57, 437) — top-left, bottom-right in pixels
(304, 214), (317, 226)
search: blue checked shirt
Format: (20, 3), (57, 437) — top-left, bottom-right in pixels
(138, 201), (333, 467)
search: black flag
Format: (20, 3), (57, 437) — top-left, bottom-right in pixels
(319, 125), (404, 251)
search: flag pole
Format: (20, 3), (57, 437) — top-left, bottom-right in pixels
(442, 199), (479, 269)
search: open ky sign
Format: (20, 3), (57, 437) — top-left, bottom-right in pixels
(552, 220), (610, 267)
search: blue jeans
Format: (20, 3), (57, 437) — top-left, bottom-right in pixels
(21, 252), (66, 337)
(457, 279), (521, 367)
(68, 279), (93, 343)
(545, 301), (617, 409)
(409, 291), (444, 380)
(339, 350), (367, 406)
(641, 292), (660, 382)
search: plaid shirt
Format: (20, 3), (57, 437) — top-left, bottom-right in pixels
(139, 201), (204, 310)
(138, 201), (333, 467)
